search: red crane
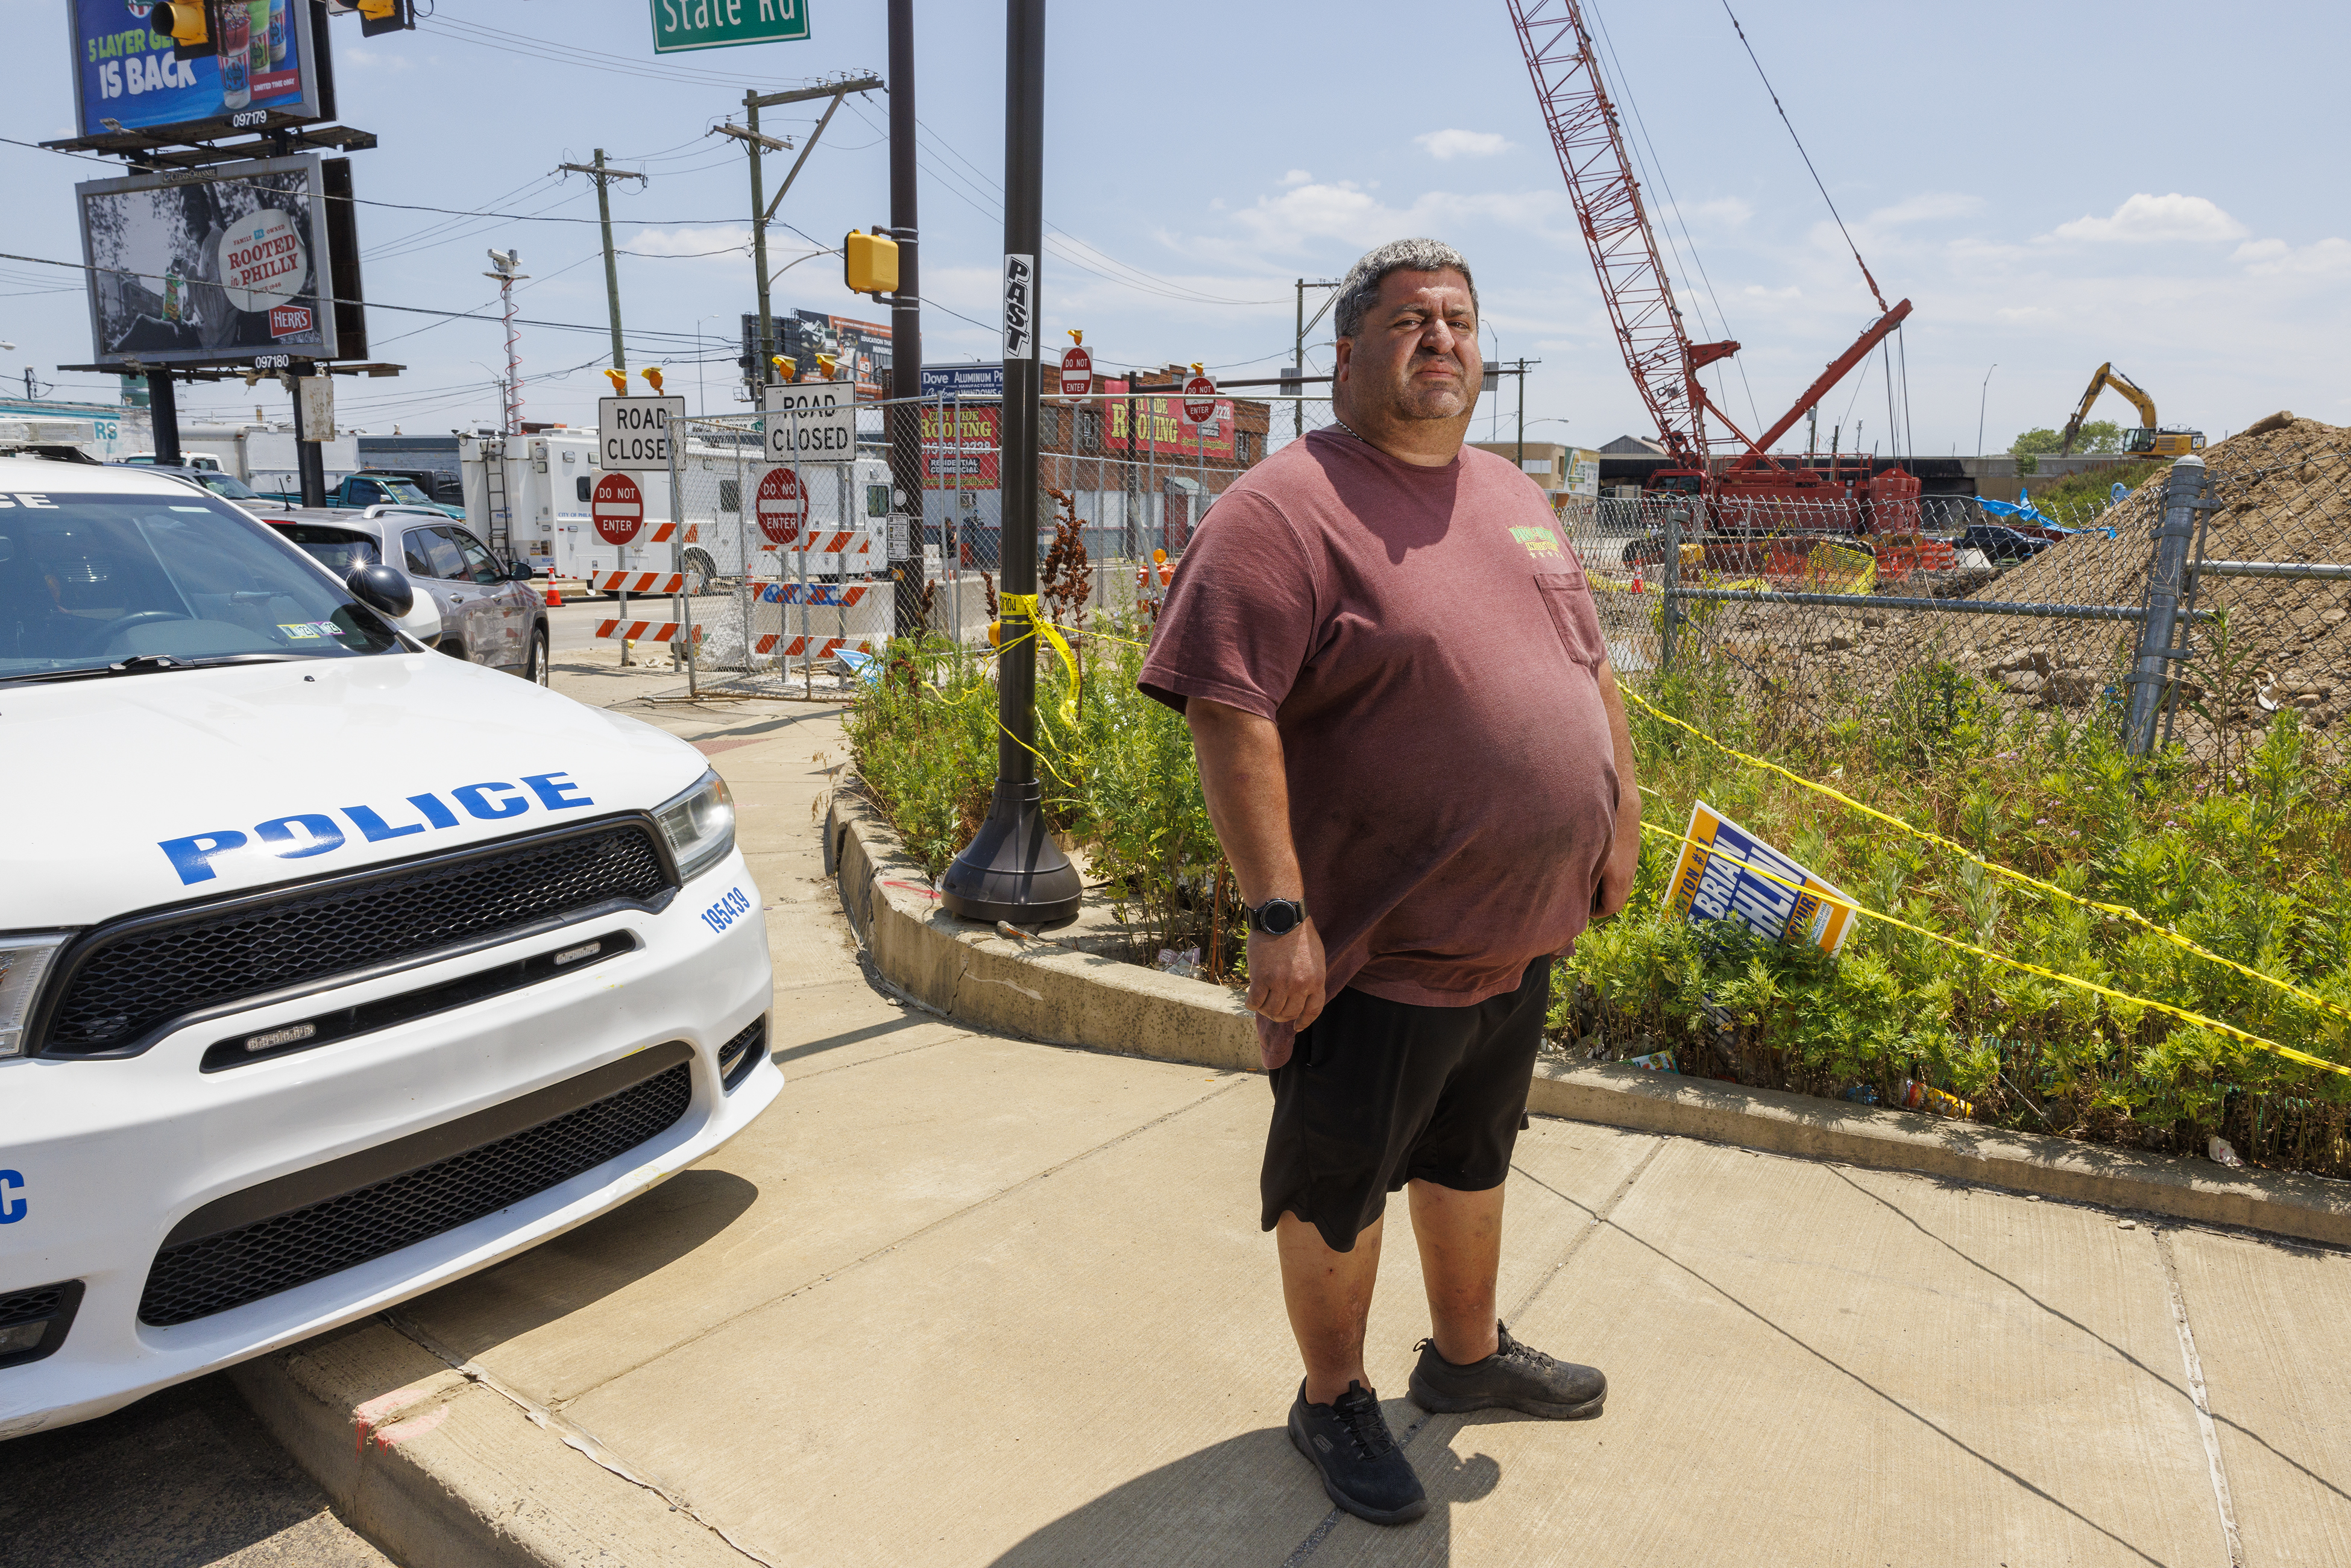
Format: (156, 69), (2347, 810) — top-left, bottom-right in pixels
(1507, 0), (1918, 534)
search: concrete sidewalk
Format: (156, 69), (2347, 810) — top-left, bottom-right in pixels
(247, 700), (2351, 1567)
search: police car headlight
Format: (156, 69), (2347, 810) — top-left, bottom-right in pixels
(0, 935), (68, 1059)
(655, 770), (735, 883)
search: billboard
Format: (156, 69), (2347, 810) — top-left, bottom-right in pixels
(1104, 379), (1235, 461)
(917, 403), (999, 491)
(70, 0), (326, 145)
(77, 153), (356, 367)
(741, 310), (893, 399)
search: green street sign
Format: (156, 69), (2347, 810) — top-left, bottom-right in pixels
(649, 0), (810, 54)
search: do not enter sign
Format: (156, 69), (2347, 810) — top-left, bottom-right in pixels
(1182, 373), (1218, 423)
(591, 472), (644, 545)
(1058, 344), (1093, 400)
(756, 465), (807, 544)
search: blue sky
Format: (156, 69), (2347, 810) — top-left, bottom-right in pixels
(5, 0), (2344, 453)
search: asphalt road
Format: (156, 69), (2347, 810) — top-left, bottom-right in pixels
(0, 1374), (392, 1568)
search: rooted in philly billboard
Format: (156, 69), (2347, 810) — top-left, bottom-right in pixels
(77, 154), (347, 367)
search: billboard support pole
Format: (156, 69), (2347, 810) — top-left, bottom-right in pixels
(292, 367), (326, 507)
(147, 368), (180, 468)
(940, 0), (1080, 929)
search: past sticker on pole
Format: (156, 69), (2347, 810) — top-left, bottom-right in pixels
(756, 465), (807, 545)
(591, 472), (644, 544)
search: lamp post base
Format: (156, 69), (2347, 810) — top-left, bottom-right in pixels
(939, 778), (1082, 926)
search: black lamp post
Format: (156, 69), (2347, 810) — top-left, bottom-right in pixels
(939, 0), (1081, 927)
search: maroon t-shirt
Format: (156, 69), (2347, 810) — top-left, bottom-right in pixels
(1141, 428), (1620, 1053)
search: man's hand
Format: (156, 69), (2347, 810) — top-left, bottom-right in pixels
(1248, 916), (1327, 1039)
(1595, 813), (1640, 919)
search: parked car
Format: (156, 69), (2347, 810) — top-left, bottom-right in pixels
(250, 471), (465, 521)
(110, 462), (275, 507)
(1956, 523), (2056, 564)
(0, 454), (778, 1439)
(257, 506), (551, 682)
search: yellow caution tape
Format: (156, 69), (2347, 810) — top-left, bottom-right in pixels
(1616, 682), (2351, 1028)
(1629, 816), (2350, 1080)
(1000, 593), (1080, 728)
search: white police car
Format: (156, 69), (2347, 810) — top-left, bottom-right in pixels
(0, 458), (778, 1437)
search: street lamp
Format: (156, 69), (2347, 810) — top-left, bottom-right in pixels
(1977, 364), (1997, 461)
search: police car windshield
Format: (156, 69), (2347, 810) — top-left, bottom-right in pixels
(0, 490), (401, 679)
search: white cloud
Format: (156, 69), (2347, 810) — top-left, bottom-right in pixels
(1415, 129), (1514, 160)
(2233, 236), (2351, 276)
(1280, 169), (1312, 186)
(619, 226), (754, 259)
(2048, 193), (2247, 244)
(343, 46), (412, 72)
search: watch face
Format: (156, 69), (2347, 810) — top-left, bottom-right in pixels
(1257, 900), (1302, 936)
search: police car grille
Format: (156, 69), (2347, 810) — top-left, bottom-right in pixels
(137, 1059), (693, 1326)
(42, 822), (672, 1055)
(0, 1283), (67, 1328)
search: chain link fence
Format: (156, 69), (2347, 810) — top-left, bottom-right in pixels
(1566, 418), (2350, 770)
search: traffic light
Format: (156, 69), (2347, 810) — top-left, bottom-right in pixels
(843, 229), (898, 297)
(148, 1), (210, 58)
(357, 0), (415, 37)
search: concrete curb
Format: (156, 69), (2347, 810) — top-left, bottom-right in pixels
(829, 784), (2351, 1250)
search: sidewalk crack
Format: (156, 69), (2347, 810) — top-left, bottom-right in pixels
(2153, 1228), (2246, 1567)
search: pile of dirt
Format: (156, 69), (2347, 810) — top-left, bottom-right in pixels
(1964, 414), (2351, 731)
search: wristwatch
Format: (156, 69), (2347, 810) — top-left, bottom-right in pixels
(1249, 897), (1309, 937)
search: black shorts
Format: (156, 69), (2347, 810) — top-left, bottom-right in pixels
(1261, 956), (1551, 1253)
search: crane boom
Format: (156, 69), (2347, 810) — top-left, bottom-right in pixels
(1508, 0), (1720, 467)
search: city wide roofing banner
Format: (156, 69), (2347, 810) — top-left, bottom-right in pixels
(77, 154), (340, 366)
(1663, 800), (1857, 956)
(71, 0), (323, 143)
(1103, 379), (1235, 461)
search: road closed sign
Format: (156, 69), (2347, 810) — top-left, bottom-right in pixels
(1182, 374), (1218, 423)
(755, 466), (806, 544)
(591, 472), (644, 544)
(763, 379), (857, 462)
(1058, 344), (1093, 400)
(599, 395), (687, 473)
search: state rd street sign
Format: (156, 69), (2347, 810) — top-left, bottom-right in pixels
(592, 472), (645, 544)
(1058, 344), (1093, 400)
(649, 0), (808, 53)
(1182, 374), (1218, 423)
(756, 466), (807, 544)
(763, 380), (857, 463)
(599, 395), (687, 473)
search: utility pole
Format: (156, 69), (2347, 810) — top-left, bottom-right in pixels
(1292, 278), (1338, 439)
(725, 75), (882, 402)
(940, 0), (1080, 928)
(560, 151), (644, 373)
(886, 0), (925, 638)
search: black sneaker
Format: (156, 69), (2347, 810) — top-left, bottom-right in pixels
(1408, 1321), (1607, 1419)
(1286, 1380), (1428, 1526)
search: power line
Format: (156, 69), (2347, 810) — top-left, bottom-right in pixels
(1717, 0), (1887, 312)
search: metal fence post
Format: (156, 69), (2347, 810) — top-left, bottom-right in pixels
(1661, 505), (1685, 673)
(2124, 455), (2205, 756)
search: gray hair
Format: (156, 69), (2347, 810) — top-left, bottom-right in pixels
(1332, 239), (1479, 341)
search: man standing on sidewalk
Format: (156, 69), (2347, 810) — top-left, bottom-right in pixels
(1139, 238), (1641, 1526)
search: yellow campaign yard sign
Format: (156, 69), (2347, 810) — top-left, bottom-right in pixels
(1664, 801), (1857, 956)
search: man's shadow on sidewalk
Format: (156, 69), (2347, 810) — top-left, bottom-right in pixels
(988, 1420), (1500, 1566)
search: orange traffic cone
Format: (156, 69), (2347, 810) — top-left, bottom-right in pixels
(546, 584), (562, 608)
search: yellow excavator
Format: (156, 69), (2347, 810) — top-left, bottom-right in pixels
(2060, 363), (2205, 456)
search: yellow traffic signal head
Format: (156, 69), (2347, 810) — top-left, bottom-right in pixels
(843, 229), (899, 296)
(603, 368), (626, 394)
(149, 1), (207, 46)
(643, 367), (664, 393)
(357, 0), (398, 17)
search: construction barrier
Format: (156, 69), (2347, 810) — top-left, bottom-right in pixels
(594, 619), (702, 644)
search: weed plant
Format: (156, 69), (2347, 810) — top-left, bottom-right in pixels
(848, 622), (2351, 1180)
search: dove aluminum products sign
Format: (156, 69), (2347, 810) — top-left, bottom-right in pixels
(921, 364), (1002, 401)
(1663, 801), (1857, 957)
(600, 395), (688, 473)
(763, 380), (856, 462)
(76, 153), (355, 368)
(650, 0), (808, 54)
(69, 0), (326, 145)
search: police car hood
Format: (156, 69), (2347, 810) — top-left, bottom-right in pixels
(4, 650), (712, 926)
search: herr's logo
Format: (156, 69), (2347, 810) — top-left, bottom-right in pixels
(155, 772), (597, 886)
(1512, 524), (1564, 559)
